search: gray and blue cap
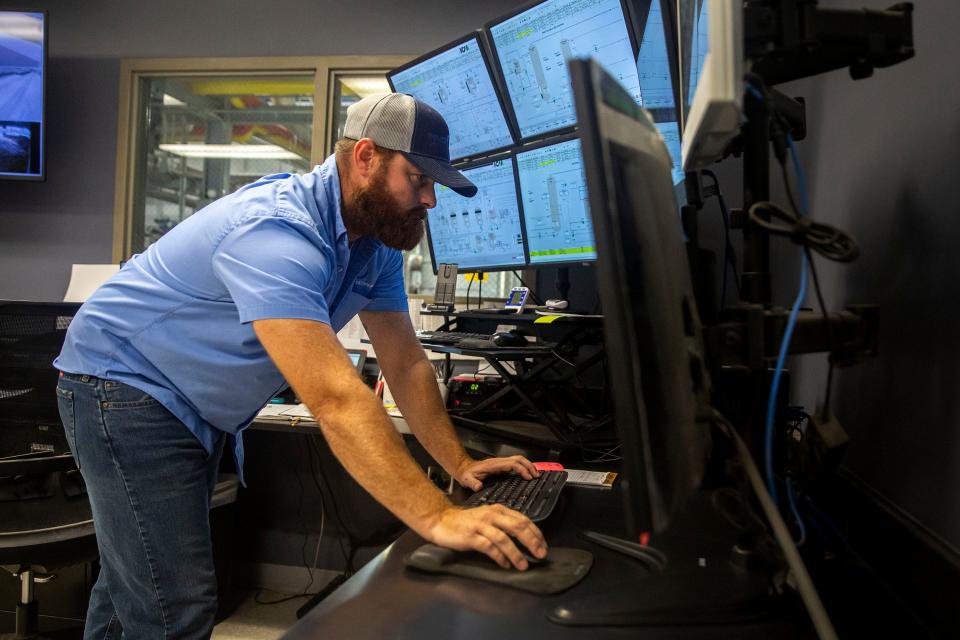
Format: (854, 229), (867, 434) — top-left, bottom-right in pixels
(343, 93), (478, 198)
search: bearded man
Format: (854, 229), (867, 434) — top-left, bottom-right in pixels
(54, 93), (545, 639)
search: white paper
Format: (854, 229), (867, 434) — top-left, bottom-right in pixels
(256, 404), (290, 418)
(63, 264), (120, 302)
(279, 403), (314, 418)
(565, 469), (616, 487)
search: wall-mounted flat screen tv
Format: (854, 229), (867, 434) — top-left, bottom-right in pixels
(0, 10), (47, 180)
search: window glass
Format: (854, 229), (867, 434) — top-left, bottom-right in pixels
(133, 74), (314, 251)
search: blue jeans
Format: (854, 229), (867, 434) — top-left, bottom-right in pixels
(56, 373), (225, 639)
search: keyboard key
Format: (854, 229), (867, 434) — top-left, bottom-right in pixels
(462, 471), (567, 522)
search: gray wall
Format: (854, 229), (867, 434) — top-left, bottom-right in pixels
(690, 2), (960, 550)
(0, 0), (520, 300)
(790, 0), (960, 549)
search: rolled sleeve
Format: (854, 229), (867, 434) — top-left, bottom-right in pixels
(212, 214), (334, 325)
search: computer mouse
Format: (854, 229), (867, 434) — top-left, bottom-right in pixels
(522, 549), (551, 568)
(491, 331), (528, 347)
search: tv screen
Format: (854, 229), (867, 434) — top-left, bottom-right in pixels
(486, 0), (641, 141)
(425, 157), (527, 272)
(516, 136), (596, 266)
(388, 32), (516, 162)
(0, 10), (46, 180)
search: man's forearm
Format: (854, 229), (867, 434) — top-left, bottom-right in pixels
(386, 357), (472, 477)
(308, 384), (452, 538)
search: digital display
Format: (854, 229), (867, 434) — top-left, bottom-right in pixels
(636, 0), (683, 185)
(635, 0), (674, 111)
(684, 0), (710, 118)
(0, 11), (45, 179)
(489, 0), (640, 139)
(505, 288), (528, 306)
(390, 36), (514, 161)
(427, 158), (526, 271)
(516, 138), (596, 265)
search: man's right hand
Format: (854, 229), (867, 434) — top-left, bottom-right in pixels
(425, 505), (547, 570)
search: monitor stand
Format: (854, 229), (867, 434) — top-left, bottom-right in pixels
(549, 490), (779, 627)
(548, 561), (772, 626)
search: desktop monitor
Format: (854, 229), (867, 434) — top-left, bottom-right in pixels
(387, 32), (515, 162)
(572, 58), (712, 535)
(516, 136), (596, 266)
(486, 0), (641, 141)
(346, 348), (367, 374)
(679, 0), (743, 170)
(632, 0), (685, 186)
(425, 156), (527, 272)
(0, 10), (46, 180)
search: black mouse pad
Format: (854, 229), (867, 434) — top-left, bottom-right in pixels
(404, 543), (593, 594)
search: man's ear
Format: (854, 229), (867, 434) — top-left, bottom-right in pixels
(352, 138), (379, 179)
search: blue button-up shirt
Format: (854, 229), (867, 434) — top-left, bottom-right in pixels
(55, 156), (408, 481)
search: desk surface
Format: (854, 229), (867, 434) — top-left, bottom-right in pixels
(281, 485), (809, 639)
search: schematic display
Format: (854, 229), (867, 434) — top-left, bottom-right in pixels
(656, 121), (684, 186)
(390, 39), (514, 161)
(489, 0), (641, 139)
(517, 138), (595, 264)
(427, 159), (526, 270)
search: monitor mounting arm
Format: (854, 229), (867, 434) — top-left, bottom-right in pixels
(744, 1), (915, 85)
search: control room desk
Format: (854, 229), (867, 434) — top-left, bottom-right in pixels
(280, 482), (809, 640)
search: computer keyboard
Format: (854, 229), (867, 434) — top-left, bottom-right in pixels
(463, 470), (567, 522)
(415, 330), (493, 345)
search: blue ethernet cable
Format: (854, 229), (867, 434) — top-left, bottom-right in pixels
(764, 133), (810, 506)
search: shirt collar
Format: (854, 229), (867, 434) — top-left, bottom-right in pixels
(318, 155), (348, 242)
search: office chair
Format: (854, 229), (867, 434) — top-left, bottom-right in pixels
(1, 453), (97, 638)
(0, 301), (97, 638)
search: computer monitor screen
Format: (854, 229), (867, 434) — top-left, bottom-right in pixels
(388, 32), (515, 162)
(426, 157), (526, 272)
(633, 0), (684, 186)
(346, 349), (367, 373)
(0, 10), (46, 180)
(572, 58), (711, 535)
(487, 0), (641, 140)
(680, 0), (710, 121)
(516, 136), (596, 266)
(679, 0), (743, 170)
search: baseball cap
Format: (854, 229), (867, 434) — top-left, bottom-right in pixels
(343, 93), (478, 198)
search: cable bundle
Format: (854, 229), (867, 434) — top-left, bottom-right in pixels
(747, 201), (859, 262)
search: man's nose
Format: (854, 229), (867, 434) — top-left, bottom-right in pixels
(421, 184), (437, 209)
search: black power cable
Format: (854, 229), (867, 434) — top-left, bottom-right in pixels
(776, 155), (840, 416)
(746, 200), (858, 263)
(700, 169), (743, 307)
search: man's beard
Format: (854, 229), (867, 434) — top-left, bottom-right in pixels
(342, 169), (426, 251)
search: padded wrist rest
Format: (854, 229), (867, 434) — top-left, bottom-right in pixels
(404, 543), (593, 595)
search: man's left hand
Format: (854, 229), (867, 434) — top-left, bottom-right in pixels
(455, 455), (540, 492)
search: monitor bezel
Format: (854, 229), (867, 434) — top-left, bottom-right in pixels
(424, 151), (529, 274)
(346, 348), (368, 374)
(513, 132), (597, 269)
(386, 30), (518, 164)
(679, 0), (743, 171)
(0, 8), (48, 182)
(572, 57), (711, 536)
(483, 0), (642, 144)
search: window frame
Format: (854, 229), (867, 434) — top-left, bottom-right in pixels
(111, 55), (411, 262)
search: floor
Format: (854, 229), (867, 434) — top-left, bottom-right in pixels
(212, 590), (307, 640)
